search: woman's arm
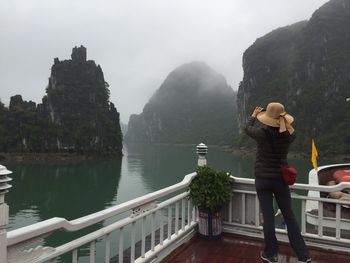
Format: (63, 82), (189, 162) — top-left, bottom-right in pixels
(251, 106), (264, 118)
(244, 106), (266, 140)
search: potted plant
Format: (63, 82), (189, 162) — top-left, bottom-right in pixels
(188, 165), (232, 239)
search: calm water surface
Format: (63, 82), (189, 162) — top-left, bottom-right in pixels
(5, 143), (313, 262)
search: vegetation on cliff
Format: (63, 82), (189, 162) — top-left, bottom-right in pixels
(237, 0), (350, 154)
(0, 46), (122, 155)
(126, 62), (237, 145)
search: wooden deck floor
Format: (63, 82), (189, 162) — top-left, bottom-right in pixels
(162, 234), (350, 263)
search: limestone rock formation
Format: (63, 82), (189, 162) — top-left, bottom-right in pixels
(0, 46), (122, 155)
(45, 45), (122, 154)
(126, 62), (237, 145)
(237, 0), (350, 153)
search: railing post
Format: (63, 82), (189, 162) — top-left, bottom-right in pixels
(0, 165), (12, 263)
(196, 143), (208, 167)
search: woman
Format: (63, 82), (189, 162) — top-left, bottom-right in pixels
(245, 102), (311, 263)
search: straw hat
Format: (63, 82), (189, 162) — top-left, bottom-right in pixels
(257, 102), (295, 134)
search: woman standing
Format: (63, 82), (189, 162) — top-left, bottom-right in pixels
(245, 102), (311, 263)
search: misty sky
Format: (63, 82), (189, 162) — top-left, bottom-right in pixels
(0, 0), (329, 123)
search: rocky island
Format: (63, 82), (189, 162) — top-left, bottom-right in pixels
(125, 62), (237, 146)
(237, 0), (350, 155)
(0, 46), (122, 161)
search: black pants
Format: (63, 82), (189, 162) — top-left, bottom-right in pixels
(255, 177), (310, 261)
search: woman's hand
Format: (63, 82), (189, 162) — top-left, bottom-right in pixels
(251, 106), (264, 118)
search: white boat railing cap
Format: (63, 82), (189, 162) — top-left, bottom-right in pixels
(310, 163), (350, 173)
(0, 164), (12, 175)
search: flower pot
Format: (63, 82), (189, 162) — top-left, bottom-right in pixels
(198, 208), (222, 239)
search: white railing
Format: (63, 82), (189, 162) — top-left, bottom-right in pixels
(2, 150), (350, 262)
(222, 173), (350, 253)
(6, 174), (350, 262)
(5, 172), (199, 263)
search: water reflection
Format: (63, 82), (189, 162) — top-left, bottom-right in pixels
(125, 143), (256, 194)
(6, 146), (313, 232)
(3, 145), (314, 262)
(125, 143), (198, 191)
(7, 158), (122, 230)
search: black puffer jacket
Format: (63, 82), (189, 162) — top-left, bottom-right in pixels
(244, 117), (296, 180)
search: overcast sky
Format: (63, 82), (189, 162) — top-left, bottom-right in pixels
(0, 0), (329, 123)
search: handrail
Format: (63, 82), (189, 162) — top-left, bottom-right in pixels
(225, 171), (350, 254)
(291, 181), (350, 192)
(310, 163), (350, 171)
(36, 192), (192, 262)
(7, 166), (350, 252)
(7, 172), (197, 247)
(231, 175), (350, 192)
(233, 188), (350, 205)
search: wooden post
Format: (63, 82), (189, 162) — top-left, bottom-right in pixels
(0, 165), (12, 263)
(196, 143), (208, 167)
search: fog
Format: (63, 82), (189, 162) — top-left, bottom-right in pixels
(0, 0), (329, 123)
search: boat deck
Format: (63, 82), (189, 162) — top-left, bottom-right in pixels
(163, 233), (350, 263)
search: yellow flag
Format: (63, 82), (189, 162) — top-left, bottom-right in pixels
(311, 139), (318, 171)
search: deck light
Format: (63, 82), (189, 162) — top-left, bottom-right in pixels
(0, 165), (12, 195)
(0, 164), (12, 263)
(196, 143), (208, 166)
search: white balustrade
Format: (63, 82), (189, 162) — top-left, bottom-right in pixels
(118, 227), (124, 262)
(222, 175), (350, 253)
(0, 165), (12, 263)
(2, 148), (350, 262)
(4, 168), (199, 262)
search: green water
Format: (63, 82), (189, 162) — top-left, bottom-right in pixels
(5, 143), (313, 262)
